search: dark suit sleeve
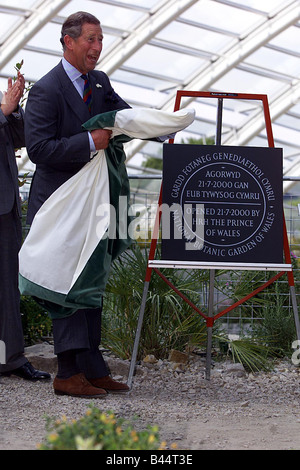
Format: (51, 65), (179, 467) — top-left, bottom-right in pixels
(6, 107), (25, 149)
(25, 80), (91, 168)
(0, 106), (25, 147)
(0, 107), (24, 216)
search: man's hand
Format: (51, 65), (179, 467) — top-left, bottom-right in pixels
(90, 129), (112, 150)
(1, 72), (25, 116)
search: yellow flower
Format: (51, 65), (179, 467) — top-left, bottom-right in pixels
(130, 430), (138, 442)
(170, 442), (178, 449)
(148, 434), (156, 444)
(116, 426), (122, 435)
(101, 412), (114, 424)
(159, 441), (167, 450)
(48, 433), (58, 443)
(100, 413), (109, 423)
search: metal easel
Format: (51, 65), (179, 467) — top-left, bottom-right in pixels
(127, 91), (300, 388)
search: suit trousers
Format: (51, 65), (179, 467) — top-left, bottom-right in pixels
(0, 205), (27, 372)
(52, 306), (109, 379)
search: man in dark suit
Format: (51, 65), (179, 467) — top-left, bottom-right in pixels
(0, 72), (50, 381)
(25, 11), (130, 398)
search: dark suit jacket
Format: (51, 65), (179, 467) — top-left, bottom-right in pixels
(0, 105), (25, 217)
(25, 61), (130, 224)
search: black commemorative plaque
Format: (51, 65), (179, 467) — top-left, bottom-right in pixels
(161, 144), (283, 264)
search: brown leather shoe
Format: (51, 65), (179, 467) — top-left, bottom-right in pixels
(89, 375), (130, 393)
(53, 373), (107, 398)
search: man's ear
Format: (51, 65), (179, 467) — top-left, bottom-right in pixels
(63, 34), (74, 51)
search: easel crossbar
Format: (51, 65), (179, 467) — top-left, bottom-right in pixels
(152, 267), (287, 325)
(149, 260), (292, 272)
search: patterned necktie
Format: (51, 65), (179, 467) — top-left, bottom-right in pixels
(81, 74), (92, 112)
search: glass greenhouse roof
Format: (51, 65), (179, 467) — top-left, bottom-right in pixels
(0, 0), (300, 193)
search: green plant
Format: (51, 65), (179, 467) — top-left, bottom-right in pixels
(20, 296), (52, 345)
(212, 263), (299, 370)
(250, 287), (297, 357)
(14, 59), (32, 108)
(13, 60), (32, 189)
(38, 405), (161, 450)
(102, 245), (215, 360)
(217, 263), (298, 357)
(216, 270), (273, 318)
(226, 337), (273, 372)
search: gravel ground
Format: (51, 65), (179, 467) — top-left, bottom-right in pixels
(1, 349), (300, 451)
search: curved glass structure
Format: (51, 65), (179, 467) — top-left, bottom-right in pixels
(0, 0), (299, 192)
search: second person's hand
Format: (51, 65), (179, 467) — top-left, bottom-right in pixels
(1, 72), (25, 116)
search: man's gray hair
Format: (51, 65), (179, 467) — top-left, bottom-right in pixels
(60, 11), (100, 50)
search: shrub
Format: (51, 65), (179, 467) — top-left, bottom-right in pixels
(38, 406), (162, 450)
(20, 295), (52, 346)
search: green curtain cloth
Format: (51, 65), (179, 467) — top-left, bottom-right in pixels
(19, 107), (195, 319)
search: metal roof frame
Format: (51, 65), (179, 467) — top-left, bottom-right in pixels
(99, 0), (199, 74)
(0, 0), (300, 181)
(124, 0), (300, 163)
(0, 0), (69, 70)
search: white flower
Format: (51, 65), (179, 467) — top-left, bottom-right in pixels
(75, 435), (102, 450)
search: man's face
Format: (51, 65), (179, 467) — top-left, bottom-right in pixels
(65, 22), (103, 74)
